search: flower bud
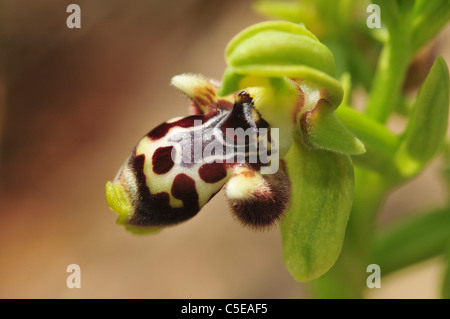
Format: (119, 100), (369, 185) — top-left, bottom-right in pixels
(393, 56), (449, 179)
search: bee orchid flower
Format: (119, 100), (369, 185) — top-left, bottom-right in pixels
(106, 21), (365, 281)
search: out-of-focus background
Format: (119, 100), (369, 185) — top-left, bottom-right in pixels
(0, 0), (448, 298)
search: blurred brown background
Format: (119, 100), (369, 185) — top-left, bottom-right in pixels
(0, 0), (448, 298)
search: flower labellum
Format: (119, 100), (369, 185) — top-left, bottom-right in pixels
(106, 74), (290, 234)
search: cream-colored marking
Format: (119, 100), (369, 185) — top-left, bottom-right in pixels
(136, 114), (237, 209)
(226, 167), (264, 200)
(136, 136), (184, 207)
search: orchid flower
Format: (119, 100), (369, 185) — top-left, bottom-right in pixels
(106, 21), (366, 281)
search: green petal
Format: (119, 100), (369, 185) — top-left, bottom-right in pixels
(301, 99), (366, 155)
(281, 140), (354, 281)
(226, 27), (334, 76)
(219, 65), (343, 107)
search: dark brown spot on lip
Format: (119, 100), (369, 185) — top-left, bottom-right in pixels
(147, 115), (204, 140)
(171, 174), (198, 206)
(199, 162), (227, 183)
(128, 153), (200, 227)
(148, 122), (171, 140)
(152, 146), (174, 174)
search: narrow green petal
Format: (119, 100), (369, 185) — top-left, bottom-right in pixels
(302, 99), (365, 155)
(220, 65), (343, 107)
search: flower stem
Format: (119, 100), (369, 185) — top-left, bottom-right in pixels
(336, 105), (398, 172)
(364, 12), (412, 123)
(371, 206), (450, 276)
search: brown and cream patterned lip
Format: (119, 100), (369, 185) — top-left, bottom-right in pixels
(107, 74), (290, 232)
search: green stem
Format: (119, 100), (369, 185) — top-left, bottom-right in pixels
(336, 106), (398, 172)
(364, 12), (412, 123)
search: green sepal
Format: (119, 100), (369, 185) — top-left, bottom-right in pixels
(218, 21), (343, 107)
(218, 67), (244, 97)
(281, 140), (354, 282)
(225, 22), (334, 76)
(301, 99), (365, 155)
(393, 56), (449, 179)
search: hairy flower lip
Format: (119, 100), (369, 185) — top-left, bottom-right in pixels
(107, 74), (291, 233)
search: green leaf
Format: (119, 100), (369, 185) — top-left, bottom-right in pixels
(442, 142), (450, 199)
(301, 99), (365, 155)
(281, 141), (354, 281)
(411, 0), (450, 54)
(393, 56), (449, 179)
(371, 207), (450, 276)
